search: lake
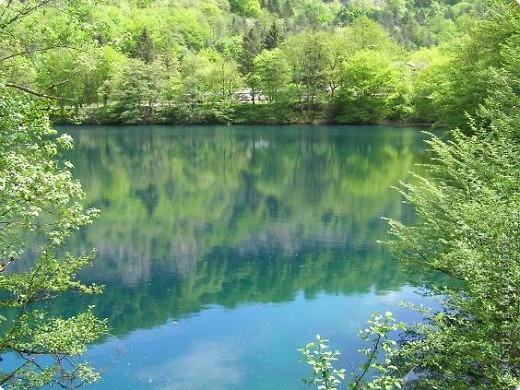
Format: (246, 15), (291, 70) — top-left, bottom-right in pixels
(54, 125), (434, 389)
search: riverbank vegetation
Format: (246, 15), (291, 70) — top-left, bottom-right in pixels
(301, 0), (520, 388)
(0, 2), (110, 387)
(0, 83), (108, 387)
(0, 0), (494, 127)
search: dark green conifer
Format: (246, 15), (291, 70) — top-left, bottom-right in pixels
(267, 0), (281, 14)
(131, 27), (155, 64)
(263, 22), (282, 50)
(282, 0), (294, 18)
(239, 27), (262, 74)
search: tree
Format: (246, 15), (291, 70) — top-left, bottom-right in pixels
(263, 22), (282, 50)
(0, 84), (107, 388)
(171, 50), (242, 123)
(31, 46), (120, 115)
(384, 85), (520, 388)
(267, 0), (281, 15)
(427, 0), (519, 128)
(202, 50), (243, 112)
(296, 0), (335, 29)
(282, 31), (329, 114)
(131, 27), (155, 64)
(282, 0), (294, 18)
(252, 48), (289, 103)
(173, 51), (213, 117)
(344, 16), (402, 57)
(0, 1), (93, 90)
(239, 27), (262, 75)
(228, 0), (262, 17)
(322, 30), (350, 99)
(332, 50), (400, 123)
(109, 58), (168, 123)
(406, 46), (451, 123)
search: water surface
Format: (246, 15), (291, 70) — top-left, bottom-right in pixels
(55, 125), (433, 389)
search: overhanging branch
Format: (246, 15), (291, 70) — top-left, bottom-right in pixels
(4, 82), (73, 101)
(0, 44), (74, 62)
(0, 257), (14, 273)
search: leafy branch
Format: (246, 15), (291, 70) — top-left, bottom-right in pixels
(300, 312), (405, 389)
(299, 335), (346, 390)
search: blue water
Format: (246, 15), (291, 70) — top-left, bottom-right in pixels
(85, 288), (430, 389)
(50, 125), (435, 388)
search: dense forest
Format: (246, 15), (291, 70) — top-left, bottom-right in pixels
(0, 0), (493, 126)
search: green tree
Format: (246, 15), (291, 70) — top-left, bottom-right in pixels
(344, 16), (402, 56)
(244, 47), (293, 122)
(0, 84), (107, 388)
(171, 50), (242, 123)
(109, 58), (168, 123)
(173, 51), (213, 119)
(282, 0), (294, 18)
(263, 22), (282, 50)
(267, 0), (281, 15)
(229, 0), (262, 17)
(239, 27), (263, 75)
(406, 46), (451, 123)
(131, 27), (155, 64)
(252, 48), (289, 103)
(202, 50), (243, 117)
(282, 31), (329, 114)
(322, 30), (350, 99)
(384, 87), (520, 388)
(32, 46), (120, 116)
(0, 0), (96, 99)
(296, 0), (335, 29)
(332, 50), (400, 123)
(418, 0), (519, 128)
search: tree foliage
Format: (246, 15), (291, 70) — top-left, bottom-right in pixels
(333, 50), (400, 124)
(301, 1), (520, 388)
(384, 88), (520, 388)
(131, 27), (155, 64)
(252, 48), (289, 103)
(0, 84), (107, 388)
(108, 58), (168, 123)
(303, 66), (520, 390)
(0, 0), (495, 125)
(300, 313), (405, 389)
(418, 0), (520, 127)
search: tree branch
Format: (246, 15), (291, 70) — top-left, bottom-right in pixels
(0, 0), (16, 26)
(0, 357), (33, 386)
(0, 0), (55, 31)
(4, 82), (73, 101)
(0, 257), (15, 273)
(0, 44), (72, 62)
(44, 78), (70, 92)
(354, 334), (382, 388)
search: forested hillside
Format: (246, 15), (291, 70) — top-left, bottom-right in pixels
(0, 0), (489, 125)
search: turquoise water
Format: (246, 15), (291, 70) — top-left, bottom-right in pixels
(53, 125), (433, 388)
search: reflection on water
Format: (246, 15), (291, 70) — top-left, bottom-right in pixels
(51, 125), (432, 388)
